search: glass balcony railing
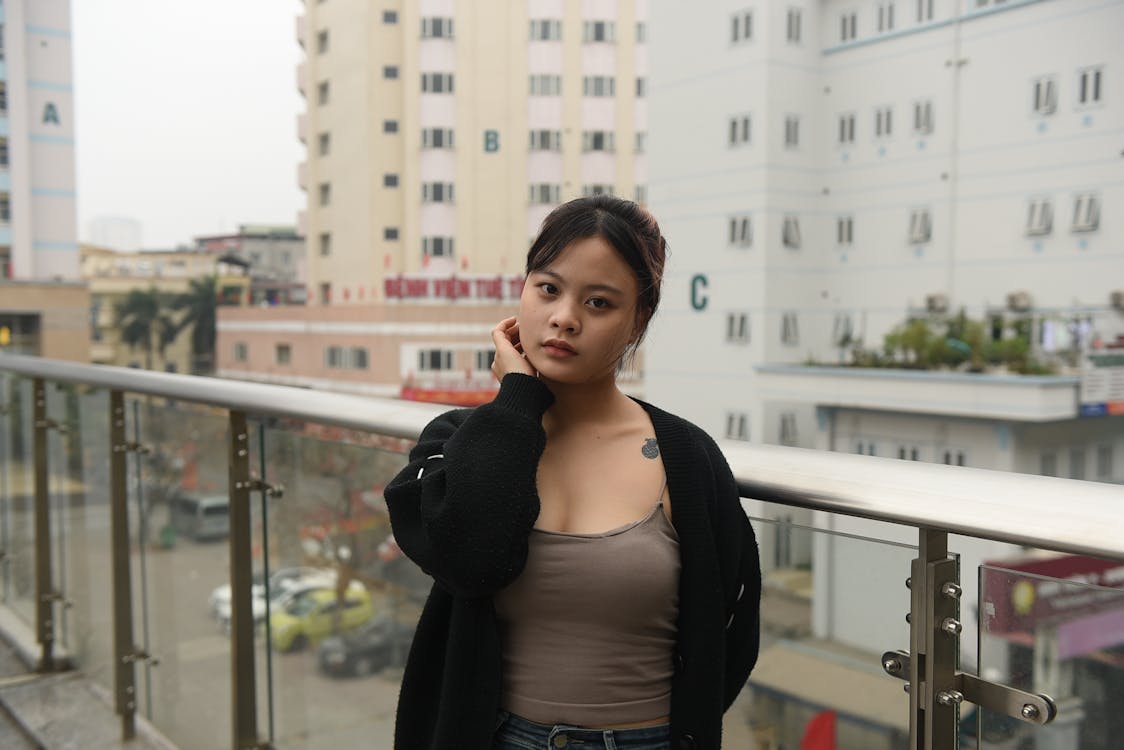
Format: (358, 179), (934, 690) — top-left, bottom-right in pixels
(1, 352), (1122, 750)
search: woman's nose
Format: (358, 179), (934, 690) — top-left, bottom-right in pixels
(549, 303), (580, 333)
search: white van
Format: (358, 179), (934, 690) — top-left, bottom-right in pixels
(171, 493), (230, 541)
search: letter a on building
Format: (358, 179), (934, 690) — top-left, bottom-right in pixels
(43, 103), (61, 125)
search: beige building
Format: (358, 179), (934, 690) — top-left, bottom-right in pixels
(83, 244), (249, 373)
(0, 281), (89, 360)
(218, 0), (649, 403)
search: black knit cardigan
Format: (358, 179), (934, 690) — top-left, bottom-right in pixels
(384, 374), (762, 750)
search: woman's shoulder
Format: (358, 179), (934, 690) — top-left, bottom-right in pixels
(635, 399), (720, 450)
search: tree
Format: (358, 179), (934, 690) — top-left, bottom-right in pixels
(172, 275), (218, 375)
(115, 287), (178, 370)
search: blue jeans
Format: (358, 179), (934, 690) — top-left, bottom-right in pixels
(492, 711), (671, 750)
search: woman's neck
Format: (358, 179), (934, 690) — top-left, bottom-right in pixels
(540, 376), (638, 435)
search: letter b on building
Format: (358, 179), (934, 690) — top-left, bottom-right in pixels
(484, 130), (500, 152)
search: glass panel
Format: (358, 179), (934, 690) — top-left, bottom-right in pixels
(46, 383), (114, 691)
(1, 376), (37, 627)
(130, 398), (231, 748)
(735, 505), (916, 750)
(978, 560), (1124, 750)
(257, 422), (412, 747)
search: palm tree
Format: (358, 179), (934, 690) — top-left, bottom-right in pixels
(115, 287), (178, 370)
(172, 275), (218, 375)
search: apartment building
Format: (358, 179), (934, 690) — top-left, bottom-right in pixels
(218, 0), (650, 402)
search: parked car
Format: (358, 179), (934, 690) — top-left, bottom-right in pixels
(317, 613), (416, 677)
(208, 567), (336, 630)
(170, 493), (229, 541)
(269, 582), (373, 652)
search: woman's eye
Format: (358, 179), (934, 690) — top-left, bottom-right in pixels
(537, 283), (558, 295)
(587, 297), (610, 310)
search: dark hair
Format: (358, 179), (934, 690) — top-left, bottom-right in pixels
(526, 196), (667, 347)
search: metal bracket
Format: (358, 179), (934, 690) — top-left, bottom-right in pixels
(122, 648), (160, 667)
(112, 441), (151, 455)
(233, 479), (284, 498)
(40, 591), (74, 610)
(882, 650), (1057, 726)
(34, 418), (69, 434)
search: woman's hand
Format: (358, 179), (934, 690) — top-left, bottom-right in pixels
(491, 317), (537, 381)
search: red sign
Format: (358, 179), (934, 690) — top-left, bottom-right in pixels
(983, 555), (1124, 634)
(384, 273), (524, 302)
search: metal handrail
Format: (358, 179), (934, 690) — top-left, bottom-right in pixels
(4, 352), (1123, 561)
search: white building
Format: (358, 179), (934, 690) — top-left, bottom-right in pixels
(646, 0), (1123, 450)
(0, 0), (78, 280)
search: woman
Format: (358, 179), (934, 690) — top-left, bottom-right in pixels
(385, 196), (761, 750)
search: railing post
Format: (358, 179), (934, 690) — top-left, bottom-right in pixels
(109, 391), (137, 739)
(908, 528), (960, 749)
(32, 378), (55, 671)
(228, 410), (263, 749)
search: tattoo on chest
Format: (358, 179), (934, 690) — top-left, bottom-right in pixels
(642, 438), (660, 459)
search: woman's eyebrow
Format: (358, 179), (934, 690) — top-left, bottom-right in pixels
(534, 269), (625, 296)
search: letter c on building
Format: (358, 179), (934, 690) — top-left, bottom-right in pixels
(690, 274), (709, 311)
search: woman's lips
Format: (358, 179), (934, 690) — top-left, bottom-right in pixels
(542, 339), (577, 357)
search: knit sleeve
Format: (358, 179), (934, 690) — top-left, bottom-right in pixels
(384, 373), (555, 598)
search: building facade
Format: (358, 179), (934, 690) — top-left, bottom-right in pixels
(218, 0), (651, 401)
(645, 0), (1123, 450)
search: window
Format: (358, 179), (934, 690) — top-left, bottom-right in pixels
(941, 450), (966, 466)
(784, 115), (799, 148)
(731, 11), (753, 42)
(1032, 76), (1057, 115)
(899, 446), (921, 461)
(726, 313), (750, 343)
(319, 232), (331, 256)
(833, 313), (854, 346)
(634, 185), (648, 204)
(351, 347), (369, 370)
(1072, 193), (1100, 232)
(837, 216), (854, 245)
(782, 215), (801, 249)
(529, 130), (562, 151)
(234, 342), (248, 362)
(317, 132), (330, 156)
(317, 81), (330, 105)
(875, 107), (893, 137)
(529, 183), (561, 204)
(422, 182), (455, 203)
(729, 115), (751, 146)
(422, 237), (455, 258)
(384, 227), (399, 241)
(421, 17), (454, 38)
(779, 412), (798, 446)
(838, 113), (856, 144)
(529, 19), (562, 41)
(529, 74), (563, 96)
(1096, 443), (1113, 480)
(855, 441), (877, 456)
(384, 119), (399, 133)
(636, 78), (647, 97)
(1069, 448), (1086, 480)
(384, 65), (399, 80)
(319, 282), (331, 304)
(582, 76), (616, 97)
(421, 73), (454, 93)
(1040, 451), (1057, 477)
(582, 184), (615, 197)
(786, 8), (802, 43)
(781, 312), (800, 345)
(635, 132), (647, 153)
(384, 173), (399, 188)
(475, 349), (496, 371)
(917, 0), (933, 22)
(909, 208), (932, 243)
(878, 3), (895, 31)
(383, 10), (398, 24)
(1026, 198), (1053, 236)
(0, 139), (6, 168)
(840, 12), (857, 42)
(636, 21), (647, 43)
(582, 131), (615, 152)
(422, 128), (455, 148)
(729, 216), (752, 247)
(913, 100), (933, 135)
(1077, 66), (1103, 106)
(583, 21), (616, 43)
(275, 344), (292, 365)
(725, 412), (749, 441)
(319, 183), (331, 206)
(325, 346), (344, 369)
(418, 349), (454, 371)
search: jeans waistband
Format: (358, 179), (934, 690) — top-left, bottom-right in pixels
(494, 710), (671, 749)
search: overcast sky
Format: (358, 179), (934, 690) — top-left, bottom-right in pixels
(72, 1), (305, 249)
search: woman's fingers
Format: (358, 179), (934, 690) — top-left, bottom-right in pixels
(490, 317), (535, 380)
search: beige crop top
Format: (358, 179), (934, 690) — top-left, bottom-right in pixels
(492, 497), (681, 727)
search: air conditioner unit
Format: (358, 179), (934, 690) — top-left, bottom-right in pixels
(1007, 291), (1033, 313)
(1111, 290), (1124, 311)
(925, 293), (949, 314)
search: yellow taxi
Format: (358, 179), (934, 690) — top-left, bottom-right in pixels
(268, 582), (373, 652)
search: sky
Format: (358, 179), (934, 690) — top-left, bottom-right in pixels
(72, 0), (306, 249)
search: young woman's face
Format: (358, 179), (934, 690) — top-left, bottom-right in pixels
(519, 236), (641, 388)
